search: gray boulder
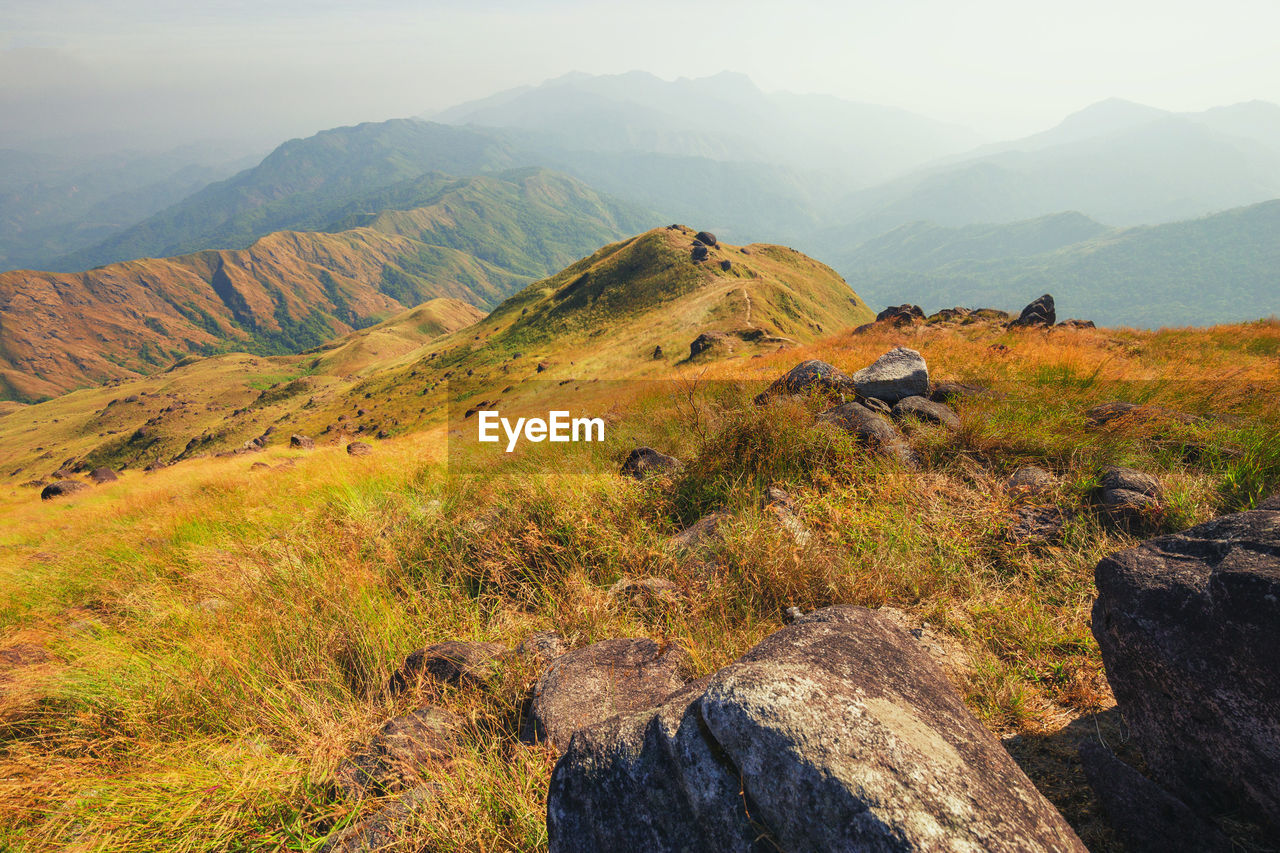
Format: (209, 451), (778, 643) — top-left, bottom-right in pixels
(1092, 506), (1280, 837)
(290, 434), (314, 449)
(620, 447), (680, 480)
(40, 480), (89, 500)
(891, 395), (960, 430)
(528, 638), (689, 752)
(88, 467), (118, 483)
(754, 359), (851, 403)
(319, 786), (433, 853)
(818, 401), (915, 466)
(548, 606), (1085, 852)
(1098, 466), (1164, 525)
(849, 346), (928, 404)
(388, 641), (509, 694)
(1009, 294), (1056, 328)
(1006, 466), (1057, 498)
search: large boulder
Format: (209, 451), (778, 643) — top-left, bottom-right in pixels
(619, 447), (680, 480)
(1092, 506), (1280, 837)
(875, 303), (925, 325)
(346, 441), (372, 457)
(388, 641), (509, 694)
(1009, 294), (1056, 328)
(849, 346), (928, 404)
(754, 359), (851, 403)
(694, 231), (718, 247)
(548, 606), (1086, 852)
(88, 467), (118, 484)
(527, 638), (689, 752)
(290, 434), (315, 449)
(891, 395), (959, 430)
(817, 401), (915, 466)
(689, 331), (728, 359)
(40, 480), (89, 500)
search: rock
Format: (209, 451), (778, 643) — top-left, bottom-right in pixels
(608, 577), (681, 609)
(1058, 318), (1095, 329)
(761, 485), (796, 513)
(547, 606), (1085, 853)
(1006, 465), (1057, 497)
(1098, 466), (1164, 525)
(929, 381), (992, 404)
(694, 231), (718, 247)
(346, 441), (372, 457)
(250, 461), (270, 471)
(88, 467), (118, 484)
(849, 346), (928, 404)
(517, 632), (568, 665)
(319, 786), (434, 853)
(927, 307), (971, 323)
(651, 345), (663, 360)
(1092, 505), (1280, 836)
(859, 396), (891, 415)
(1004, 506), (1069, 546)
(1009, 294), (1056, 328)
(537, 361), (551, 373)
(290, 434), (314, 449)
(688, 331), (728, 358)
(619, 447), (680, 480)
(1086, 401), (1197, 427)
(1259, 493), (1280, 511)
(781, 606), (804, 624)
(691, 245), (709, 261)
(335, 706), (461, 800)
(817, 401), (915, 466)
(875, 303), (925, 325)
(528, 638), (689, 752)
(754, 359), (851, 403)
(671, 511), (730, 550)
(40, 480), (89, 500)
(718, 259), (731, 271)
(388, 641), (509, 694)
(890, 395), (960, 430)
(1078, 739), (1232, 853)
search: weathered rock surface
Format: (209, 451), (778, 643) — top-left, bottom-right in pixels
(290, 434), (314, 449)
(1005, 506), (1069, 546)
(1098, 465), (1164, 525)
(1260, 493), (1280, 511)
(928, 381), (993, 404)
(528, 638), (689, 752)
(891, 395), (960, 430)
(818, 401), (915, 466)
(1092, 506), (1280, 837)
(754, 359), (851, 403)
(875, 303), (925, 325)
(319, 786), (434, 853)
(388, 641), (509, 694)
(346, 441), (372, 457)
(548, 606), (1086, 852)
(620, 447), (680, 480)
(1077, 739), (1232, 853)
(694, 231), (718, 247)
(1007, 465), (1057, 497)
(517, 631), (568, 665)
(608, 577), (681, 609)
(849, 346), (928, 404)
(40, 480), (88, 500)
(335, 706), (461, 800)
(1009, 294), (1056, 328)
(88, 467), (118, 483)
(689, 331), (728, 358)
(670, 510), (730, 550)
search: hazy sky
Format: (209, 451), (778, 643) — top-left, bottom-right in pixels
(4, 0), (1280, 153)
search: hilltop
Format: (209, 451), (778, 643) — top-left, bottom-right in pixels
(0, 227), (869, 482)
(0, 170), (658, 402)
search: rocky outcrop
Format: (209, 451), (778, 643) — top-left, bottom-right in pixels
(1092, 505), (1280, 837)
(619, 447), (680, 480)
(1009, 294), (1056, 328)
(670, 510), (730, 549)
(40, 480), (89, 500)
(849, 346), (928, 404)
(875, 303), (925, 325)
(891, 395), (959, 430)
(527, 638), (689, 752)
(754, 359), (851, 402)
(818, 401), (915, 466)
(346, 441), (372, 456)
(388, 641), (509, 694)
(1004, 506), (1069, 546)
(689, 331), (728, 359)
(548, 606), (1086, 852)
(290, 434), (315, 449)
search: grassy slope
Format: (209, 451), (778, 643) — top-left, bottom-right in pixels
(0, 315), (1277, 851)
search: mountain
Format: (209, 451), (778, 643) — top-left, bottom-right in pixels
(0, 169), (660, 402)
(815, 99), (1280, 248)
(0, 227), (872, 478)
(0, 144), (259, 271)
(837, 201), (1280, 327)
(432, 70), (983, 187)
(55, 121), (523, 271)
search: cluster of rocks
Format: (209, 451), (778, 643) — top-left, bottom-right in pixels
(859, 294), (1094, 333)
(38, 466), (121, 500)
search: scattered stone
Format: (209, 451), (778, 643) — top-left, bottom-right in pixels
(516, 632), (568, 665)
(691, 245), (709, 261)
(40, 481), (89, 500)
(694, 231), (718, 247)
(651, 345), (663, 360)
(670, 510), (730, 550)
(929, 381), (993, 404)
(754, 359), (851, 403)
(527, 637), (689, 752)
(619, 447), (680, 480)
(88, 467), (118, 484)
(346, 441), (372, 457)
(250, 462), (270, 471)
(761, 485), (796, 513)
(817, 401), (915, 466)
(850, 346), (928, 404)
(1092, 505), (1280, 835)
(891, 395), (960, 430)
(319, 786), (434, 853)
(608, 577), (681, 609)
(718, 259), (731, 271)
(1078, 739), (1232, 853)
(1005, 506), (1069, 546)
(290, 434), (314, 449)
(1058, 319), (1096, 329)
(875, 303), (925, 325)
(388, 641), (509, 694)
(1009, 294), (1056, 328)
(1098, 466), (1164, 525)
(547, 606), (1086, 852)
(1006, 465), (1057, 497)
(335, 706), (462, 800)
(1086, 401), (1197, 427)
(1259, 494), (1280, 511)
(688, 331), (728, 358)
(927, 307), (971, 323)
(859, 396), (891, 415)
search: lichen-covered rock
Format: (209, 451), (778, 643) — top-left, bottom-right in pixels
(849, 346), (928, 404)
(1092, 506), (1280, 837)
(891, 395), (959, 430)
(753, 359), (851, 403)
(818, 401), (915, 466)
(528, 638), (688, 752)
(1007, 466), (1058, 497)
(388, 641), (509, 694)
(548, 606), (1086, 852)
